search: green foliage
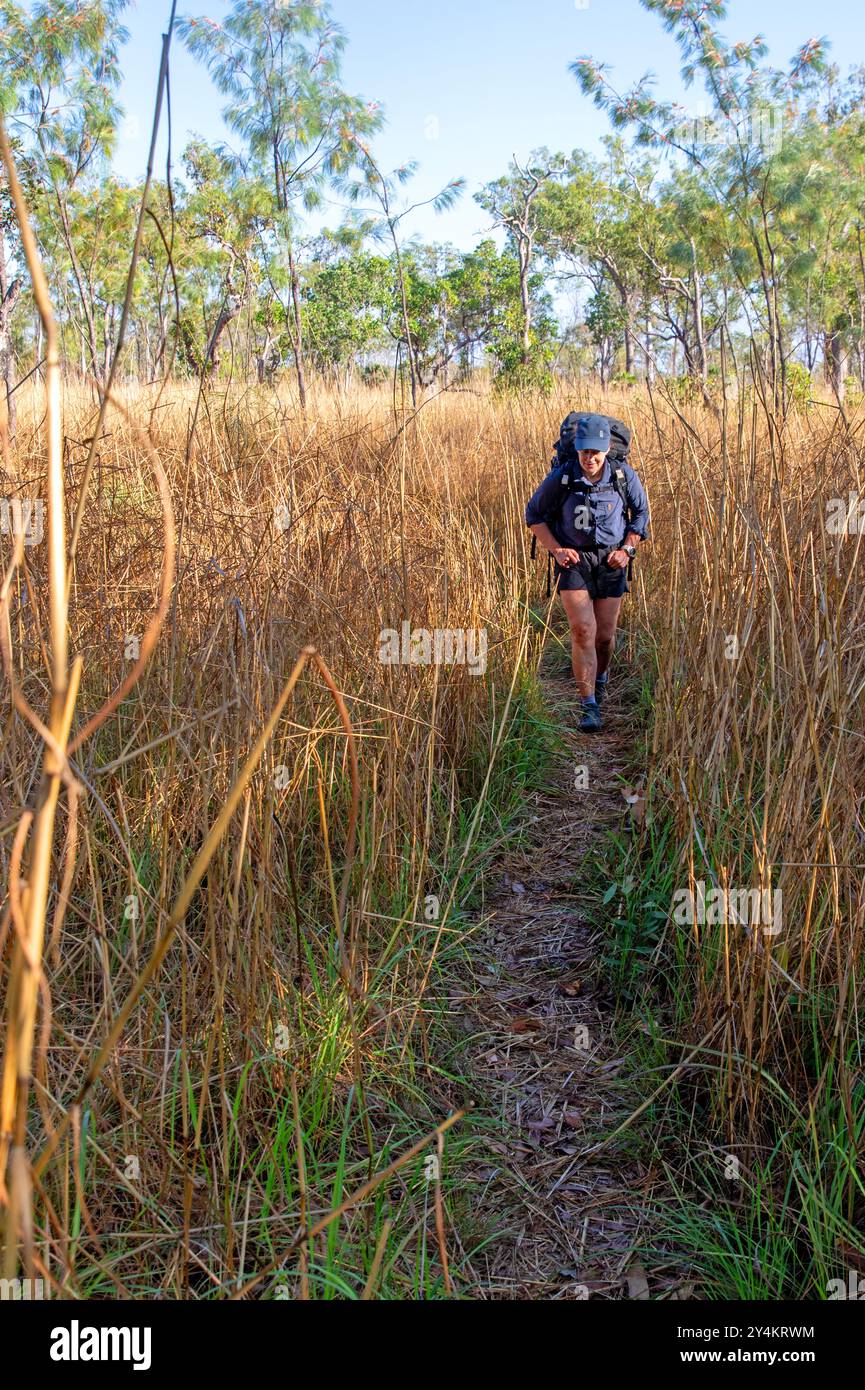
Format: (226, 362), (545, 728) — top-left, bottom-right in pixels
(666, 373), (704, 405)
(490, 338), (555, 396)
(569, 0), (854, 404)
(785, 360), (813, 405)
(303, 251), (393, 370)
(178, 2), (381, 216)
(474, 152), (563, 388)
(4, 0), (865, 401)
(0, 0), (130, 141)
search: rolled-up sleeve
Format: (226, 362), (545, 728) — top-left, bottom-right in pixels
(525, 467), (562, 528)
(625, 466), (650, 538)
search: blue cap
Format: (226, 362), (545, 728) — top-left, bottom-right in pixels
(574, 414), (611, 453)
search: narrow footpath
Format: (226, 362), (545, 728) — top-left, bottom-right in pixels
(464, 648), (690, 1300)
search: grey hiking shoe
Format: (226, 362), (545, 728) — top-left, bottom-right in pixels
(595, 672), (610, 707)
(579, 698), (603, 734)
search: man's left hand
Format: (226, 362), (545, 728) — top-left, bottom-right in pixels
(606, 549), (629, 571)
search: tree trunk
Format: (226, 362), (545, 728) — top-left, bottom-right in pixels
(103, 301), (115, 383)
(691, 240), (708, 385)
(753, 234), (782, 410)
(55, 191), (104, 387)
(390, 228), (417, 410)
(257, 333), (276, 384)
(205, 300), (240, 380)
(286, 240), (307, 411)
(179, 320), (202, 377)
(0, 228), (21, 442)
(624, 315), (634, 375)
(644, 308), (655, 387)
(154, 310), (168, 377)
(824, 328), (846, 403)
(609, 268), (635, 378)
(519, 238), (532, 362)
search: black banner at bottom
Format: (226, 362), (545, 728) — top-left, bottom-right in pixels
(2, 1294), (854, 1376)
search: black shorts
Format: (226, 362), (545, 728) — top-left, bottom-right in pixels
(554, 548), (629, 599)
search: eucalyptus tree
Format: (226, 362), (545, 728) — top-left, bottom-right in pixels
(301, 233), (542, 391)
(179, 0), (382, 408)
(0, 168), (22, 439)
(444, 238), (548, 385)
(635, 164), (738, 394)
(572, 0), (830, 409)
(176, 139), (274, 380)
(301, 247), (392, 384)
(0, 0), (132, 387)
(535, 141), (654, 378)
(475, 150), (565, 374)
(801, 75), (865, 396)
(341, 150), (464, 407)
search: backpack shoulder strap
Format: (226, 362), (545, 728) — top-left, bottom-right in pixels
(561, 459), (593, 496)
(611, 465), (635, 579)
(611, 465), (631, 521)
(530, 459), (570, 563)
(547, 458), (581, 513)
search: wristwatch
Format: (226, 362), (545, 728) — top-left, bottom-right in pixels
(624, 544), (637, 559)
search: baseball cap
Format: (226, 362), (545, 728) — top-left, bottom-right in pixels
(573, 414), (611, 453)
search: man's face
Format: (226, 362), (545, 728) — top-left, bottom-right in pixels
(579, 448), (608, 480)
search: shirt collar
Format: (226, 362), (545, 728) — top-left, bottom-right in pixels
(577, 460), (611, 487)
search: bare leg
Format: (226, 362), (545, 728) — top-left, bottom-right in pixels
(560, 589), (597, 698)
(594, 596), (624, 679)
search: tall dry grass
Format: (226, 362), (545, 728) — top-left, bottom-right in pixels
(1, 362), (863, 1298)
(646, 391), (865, 1108)
(0, 376), (557, 1298)
(603, 386), (865, 1294)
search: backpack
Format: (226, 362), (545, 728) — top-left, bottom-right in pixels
(531, 414), (635, 590)
(555, 412), (632, 471)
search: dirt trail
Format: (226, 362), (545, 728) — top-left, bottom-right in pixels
(464, 653), (681, 1301)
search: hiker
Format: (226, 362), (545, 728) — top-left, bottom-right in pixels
(525, 412), (649, 733)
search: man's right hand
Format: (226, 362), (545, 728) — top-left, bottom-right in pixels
(553, 546), (581, 568)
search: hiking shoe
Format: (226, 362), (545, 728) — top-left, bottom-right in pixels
(579, 698), (603, 734)
(595, 672), (610, 707)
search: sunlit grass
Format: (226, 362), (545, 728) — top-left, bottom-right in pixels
(2, 372), (863, 1298)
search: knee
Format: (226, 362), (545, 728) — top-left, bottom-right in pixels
(595, 629), (616, 649)
(569, 620), (596, 647)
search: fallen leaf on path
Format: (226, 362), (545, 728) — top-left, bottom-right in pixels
(668, 1282), (695, 1300)
(620, 784), (647, 825)
(626, 1262), (650, 1300)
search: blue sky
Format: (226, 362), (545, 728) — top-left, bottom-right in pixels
(113, 0), (859, 249)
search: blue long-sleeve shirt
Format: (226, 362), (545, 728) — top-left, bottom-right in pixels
(525, 458), (650, 550)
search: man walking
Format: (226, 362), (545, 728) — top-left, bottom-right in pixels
(526, 412), (650, 733)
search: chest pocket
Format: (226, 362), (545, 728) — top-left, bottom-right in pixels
(562, 483), (621, 541)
